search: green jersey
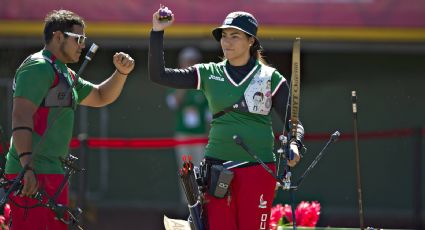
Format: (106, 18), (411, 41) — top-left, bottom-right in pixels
(196, 60), (285, 162)
(6, 49), (94, 174)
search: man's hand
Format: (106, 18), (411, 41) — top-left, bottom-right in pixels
(287, 142), (301, 167)
(21, 169), (38, 197)
(113, 52), (135, 76)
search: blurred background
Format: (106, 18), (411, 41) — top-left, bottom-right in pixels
(0, 0), (424, 229)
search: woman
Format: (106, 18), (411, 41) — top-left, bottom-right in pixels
(149, 7), (304, 230)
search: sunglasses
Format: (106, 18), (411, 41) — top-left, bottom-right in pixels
(64, 32), (87, 45)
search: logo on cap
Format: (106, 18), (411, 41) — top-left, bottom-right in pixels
(248, 18), (258, 27)
(224, 18), (233, 25)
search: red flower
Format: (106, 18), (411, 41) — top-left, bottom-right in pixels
(283, 204), (293, 222)
(0, 203), (11, 230)
(295, 201), (321, 227)
(269, 204), (284, 230)
(3, 204), (10, 226)
(270, 201), (321, 228)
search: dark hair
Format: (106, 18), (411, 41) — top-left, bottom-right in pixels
(43, 10), (85, 44)
(249, 38), (267, 65)
(253, 91), (264, 99)
(213, 11), (268, 64)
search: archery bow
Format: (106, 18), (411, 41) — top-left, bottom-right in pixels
(276, 37), (301, 188)
(0, 154), (85, 229)
(279, 37), (301, 230)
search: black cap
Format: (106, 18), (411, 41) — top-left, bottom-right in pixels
(212, 11), (258, 41)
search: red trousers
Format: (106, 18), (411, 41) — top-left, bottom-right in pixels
(204, 163), (276, 230)
(5, 174), (68, 230)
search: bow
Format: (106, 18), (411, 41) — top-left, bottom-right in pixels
(0, 155), (85, 229)
(276, 37), (301, 230)
(276, 37), (301, 190)
(275, 38), (342, 229)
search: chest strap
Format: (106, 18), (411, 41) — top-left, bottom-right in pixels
(14, 54), (74, 108)
(212, 96), (249, 119)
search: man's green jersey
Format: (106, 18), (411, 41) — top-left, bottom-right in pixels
(6, 49), (94, 174)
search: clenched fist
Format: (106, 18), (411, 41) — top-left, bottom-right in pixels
(152, 5), (175, 32)
(113, 52), (135, 76)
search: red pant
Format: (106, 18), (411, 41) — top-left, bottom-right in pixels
(5, 174), (68, 230)
(204, 163), (276, 230)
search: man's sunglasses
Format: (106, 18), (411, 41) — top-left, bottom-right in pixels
(64, 32), (87, 45)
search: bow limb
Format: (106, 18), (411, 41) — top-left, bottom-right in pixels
(280, 38), (301, 146)
(290, 38), (301, 141)
(276, 37), (301, 187)
(287, 37), (301, 230)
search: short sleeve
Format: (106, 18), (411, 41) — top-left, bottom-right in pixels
(75, 78), (94, 103)
(68, 68), (94, 104)
(13, 60), (55, 106)
(69, 69), (94, 103)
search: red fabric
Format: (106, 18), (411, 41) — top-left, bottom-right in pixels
(67, 67), (76, 81)
(32, 107), (50, 136)
(204, 164), (276, 230)
(51, 74), (59, 88)
(5, 174), (69, 230)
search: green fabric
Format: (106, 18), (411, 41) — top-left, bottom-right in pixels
(167, 89), (209, 134)
(196, 60), (285, 162)
(6, 49), (94, 174)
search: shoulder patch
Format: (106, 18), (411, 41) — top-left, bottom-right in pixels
(260, 65), (276, 76)
(243, 64), (274, 115)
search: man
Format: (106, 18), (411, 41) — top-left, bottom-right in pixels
(5, 9), (134, 229)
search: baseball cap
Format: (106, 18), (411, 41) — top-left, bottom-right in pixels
(212, 11), (258, 41)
